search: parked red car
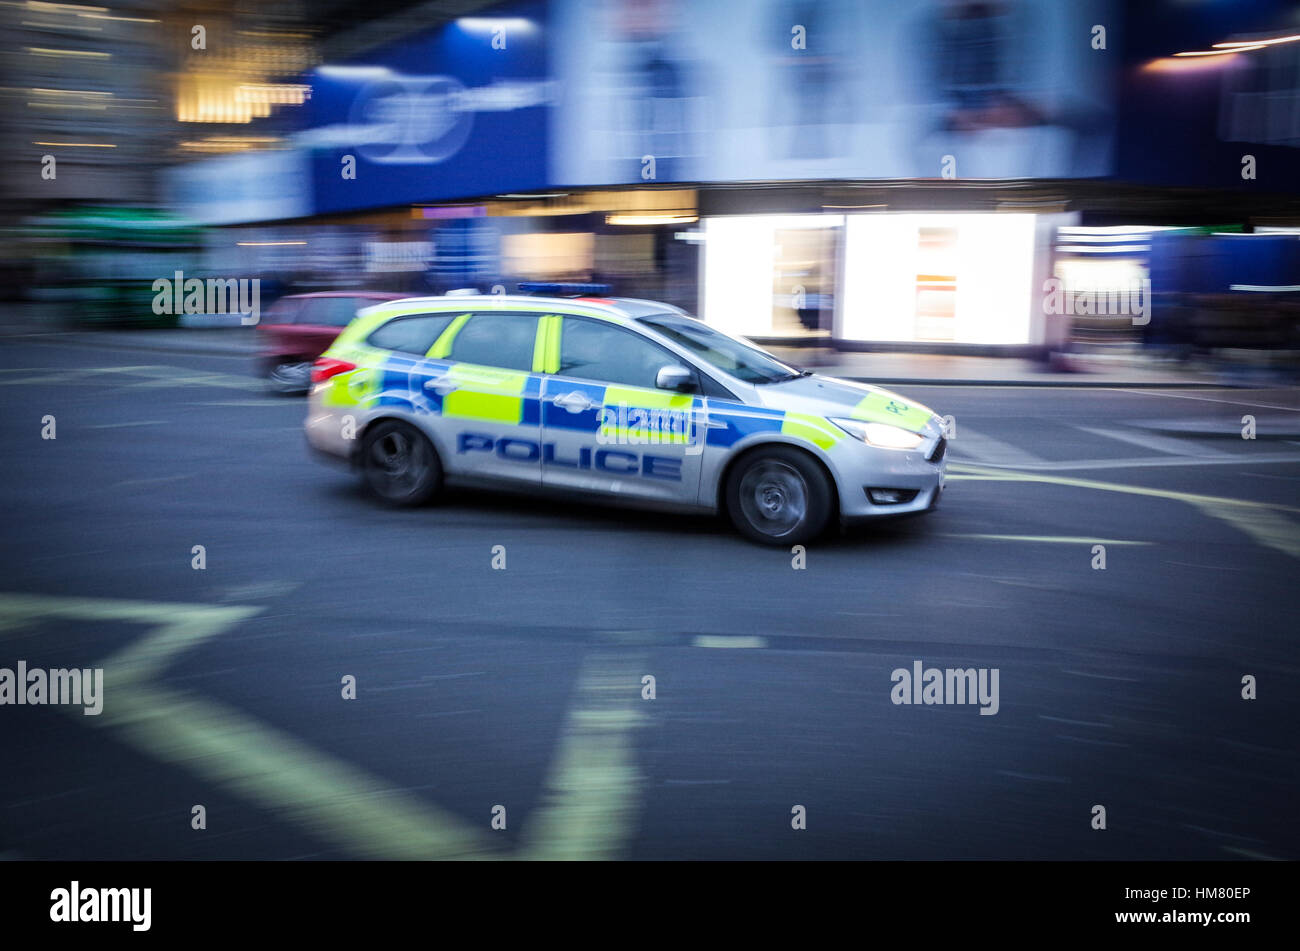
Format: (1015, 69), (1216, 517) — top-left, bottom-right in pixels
(257, 291), (403, 393)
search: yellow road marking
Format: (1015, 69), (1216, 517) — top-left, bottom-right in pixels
(519, 652), (648, 860)
(100, 680), (499, 860)
(1, 593), (649, 860)
(947, 464), (1300, 514)
(1191, 503), (1300, 559)
(947, 464), (1300, 558)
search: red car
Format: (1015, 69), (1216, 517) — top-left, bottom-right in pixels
(257, 291), (403, 393)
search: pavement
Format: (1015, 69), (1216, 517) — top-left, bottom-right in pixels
(0, 334), (1297, 860)
(4, 322), (1285, 387)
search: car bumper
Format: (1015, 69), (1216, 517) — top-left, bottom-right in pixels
(305, 394), (355, 464)
(829, 439), (947, 520)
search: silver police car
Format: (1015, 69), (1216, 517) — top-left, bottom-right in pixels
(305, 293), (946, 545)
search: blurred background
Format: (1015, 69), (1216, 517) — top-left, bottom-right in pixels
(3, 0), (1300, 866)
(2, 0), (1300, 373)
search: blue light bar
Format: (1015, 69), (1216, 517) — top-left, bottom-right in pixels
(517, 282), (612, 296)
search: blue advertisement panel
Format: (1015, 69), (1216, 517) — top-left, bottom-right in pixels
(302, 1), (553, 213)
(1114, 0), (1300, 190)
(549, 0), (1118, 185)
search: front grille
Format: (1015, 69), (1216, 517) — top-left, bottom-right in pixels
(928, 436), (947, 463)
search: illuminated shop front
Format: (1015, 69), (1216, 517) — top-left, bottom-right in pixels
(701, 212), (1043, 347)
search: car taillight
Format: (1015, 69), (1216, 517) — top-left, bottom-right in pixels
(311, 358), (355, 383)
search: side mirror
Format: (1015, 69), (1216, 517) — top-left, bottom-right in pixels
(655, 364), (696, 392)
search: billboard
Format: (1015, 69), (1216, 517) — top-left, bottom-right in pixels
(550, 0), (1118, 186)
(301, 1), (554, 213)
(164, 150), (311, 226)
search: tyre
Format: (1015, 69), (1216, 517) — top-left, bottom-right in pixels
(266, 359), (313, 395)
(360, 420), (442, 506)
(725, 445), (833, 545)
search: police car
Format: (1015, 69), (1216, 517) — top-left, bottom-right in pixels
(305, 290), (947, 545)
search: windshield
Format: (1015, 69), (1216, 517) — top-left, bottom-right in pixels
(638, 314), (801, 384)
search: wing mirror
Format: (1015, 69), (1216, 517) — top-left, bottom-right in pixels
(655, 364), (696, 393)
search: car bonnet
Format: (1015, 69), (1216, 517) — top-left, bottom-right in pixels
(753, 375), (938, 433)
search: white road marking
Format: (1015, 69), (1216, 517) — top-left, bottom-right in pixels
(1073, 424), (1231, 457)
(1117, 389), (1300, 412)
(692, 635), (767, 649)
(942, 533), (1150, 545)
(946, 427), (1046, 466)
(86, 420), (168, 429)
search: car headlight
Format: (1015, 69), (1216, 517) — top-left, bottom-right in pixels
(829, 417), (926, 450)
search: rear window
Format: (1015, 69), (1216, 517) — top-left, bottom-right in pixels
(367, 313), (457, 356)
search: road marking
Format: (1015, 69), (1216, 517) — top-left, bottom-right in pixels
(0, 374), (88, 386)
(1073, 424), (1231, 457)
(100, 679), (498, 860)
(948, 452), (1300, 473)
(0, 593), (649, 860)
(0, 365), (261, 391)
(942, 533), (1151, 546)
(946, 427), (1046, 466)
(1118, 389), (1300, 412)
(107, 474), (194, 489)
(520, 652), (648, 861)
(1190, 502), (1300, 559)
(119, 368), (261, 391)
(948, 463), (1300, 559)
(947, 464), (1300, 514)
(186, 400), (285, 407)
(692, 635), (767, 649)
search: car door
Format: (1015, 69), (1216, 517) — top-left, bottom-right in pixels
(415, 310), (545, 486)
(540, 315), (704, 504)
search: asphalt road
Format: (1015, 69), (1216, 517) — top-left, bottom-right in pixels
(1, 338), (1297, 860)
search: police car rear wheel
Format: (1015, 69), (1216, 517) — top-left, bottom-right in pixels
(727, 446), (832, 545)
(361, 421), (442, 506)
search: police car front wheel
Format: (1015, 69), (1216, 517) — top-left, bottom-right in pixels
(726, 446), (832, 545)
(360, 420), (442, 506)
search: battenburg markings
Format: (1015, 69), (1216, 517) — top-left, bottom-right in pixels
(456, 432), (682, 481)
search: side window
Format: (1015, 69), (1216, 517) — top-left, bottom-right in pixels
(698, 373), (738, 401)
(447, 312), (540, 371)
(367, 313), (456, 356)
(264, 298), (301, 325)
(558, 317), (689, 390)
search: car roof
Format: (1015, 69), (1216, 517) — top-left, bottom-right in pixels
(363, 294), (680, 325)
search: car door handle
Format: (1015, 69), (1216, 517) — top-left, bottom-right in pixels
(424, 375), (457, 394)
(552, 391), (598, 413)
